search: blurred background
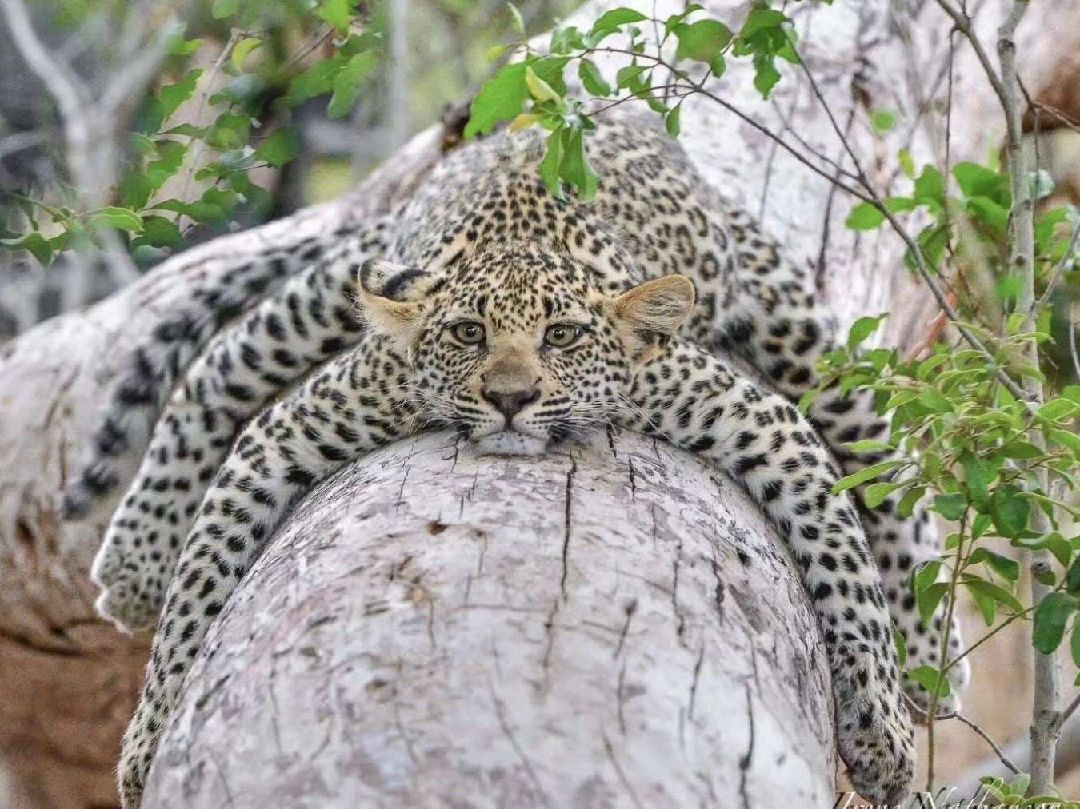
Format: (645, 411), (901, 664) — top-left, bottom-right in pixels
(0, 0), (578, 337)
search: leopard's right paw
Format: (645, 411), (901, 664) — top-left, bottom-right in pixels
(836, 689), (916, 805)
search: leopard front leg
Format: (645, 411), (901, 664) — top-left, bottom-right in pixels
(620, 338), (915, 804)
(118, 338), (414, 806)
(92, 235), (376, 632)
(63, 220), (389, 523)
(681, 205), (968, 713)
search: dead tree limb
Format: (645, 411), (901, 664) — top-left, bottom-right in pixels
(145, 430), (835, 807)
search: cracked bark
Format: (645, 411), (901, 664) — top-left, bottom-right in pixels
(0, 1), (1070, 807)
(143, 430), (835, 807)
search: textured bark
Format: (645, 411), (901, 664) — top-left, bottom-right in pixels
(144, 430), (835, 808)
(0, 1), (1072, 807)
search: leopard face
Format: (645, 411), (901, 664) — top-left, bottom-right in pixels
(358, 241), (695, 456)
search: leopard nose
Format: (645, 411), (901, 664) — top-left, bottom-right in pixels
(482, 387), (540, 422)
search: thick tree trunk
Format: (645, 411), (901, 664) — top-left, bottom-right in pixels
(144, 430), (835, 808)
(0, 1), (1071, 807)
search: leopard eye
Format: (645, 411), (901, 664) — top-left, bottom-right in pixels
(544, 323), (582, 349)
(450, 321), (486, 345)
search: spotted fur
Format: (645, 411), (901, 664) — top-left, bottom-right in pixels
(72, 111), (966, 806)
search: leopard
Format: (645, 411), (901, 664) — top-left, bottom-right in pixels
(63, 109), (968, 807)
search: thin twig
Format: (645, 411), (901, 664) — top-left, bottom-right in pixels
(286, 25), (334, 68)
(946, 712), (1023, 775)
(933, 0), (1008, 112)
(175, 29), (245, 226)
(1033, 220), (1080, 314)
(1055, 691), (1080, 735)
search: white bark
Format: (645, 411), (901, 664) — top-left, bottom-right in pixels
(145, 430), (835, 808)
(0, 1), (1072, 806)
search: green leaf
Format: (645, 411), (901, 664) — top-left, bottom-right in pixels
(0, 232), (53, 266)
(1040, 397), (1080, 422)
(1014, 533), (1072, 568)
(231, 37), (262, 70)
(287, 59), (342, 105)
(933, 493), (967, 521)
(832, 460), (902, 494)
(960, 452), (1001, 505)
(616, 63), (647, 91)
(590, 7), (647, 36)
(316, 0), (353, 33)
(752, 55), (781, 97)
(148, 69), (203, 132)
(254, 128), (300, 168)
(885, 196), (916, 213)
(739, 7), (788, 37)
(328, 51), (378, 118)
(844, 439), (892, 454)
(914, 558), (942, 595)
(90, 207), (144, 233)
(560, 127), (599, 201)
(465, 63), (528, 139)
(907, 664), (951, 699)
(134, 215), (182, 248)
(845, 202), (885, 231)
(916, 386), (952, 413)
(847, 314), (886, 350)
(1033, 592), (1077, 654)
(1071, 621), (1080, 668)
(1049, 428), (1080, 458)
(864, 481), (902, 509)
(991, 485), (1030, 538)
(578, 59), (611, 97)
(170, 37), (203, 56)
(966, 196), (1009, 234)
(899, 149), (915, 179)
(870, 109), (896, 133)
(916, 583), (949, 631)
(1067, 558), (1080, 595)
(967, 579), (998, 625)
(967, 548), (1020, 582)
(525, 66), (561, 103)
(539, 129), (564, 196)
(1001, 440), (1044, 460)
(913, 165), (946, 209)
(665, 105), (682, 137)
(674, 19), (733, 65)
(953, 161), (1008, 200)
(206, 112), (250, 150)
(897, 486), (927, 518)
(212, 0), (238, 18)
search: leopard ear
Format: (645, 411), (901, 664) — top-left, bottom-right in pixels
(356, 259), (442, 346)
(611, 275), (695, 358)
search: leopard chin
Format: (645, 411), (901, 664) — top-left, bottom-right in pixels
(472, 430), (548, 457)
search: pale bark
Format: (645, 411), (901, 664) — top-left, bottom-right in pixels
(144, 430), (834, 807)
(0, 1), (1071, 807)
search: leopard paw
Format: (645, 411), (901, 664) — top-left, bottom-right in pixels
(836, 690), (916, 805)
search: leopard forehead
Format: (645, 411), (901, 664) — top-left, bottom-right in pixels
(424, 242), (601, 330)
